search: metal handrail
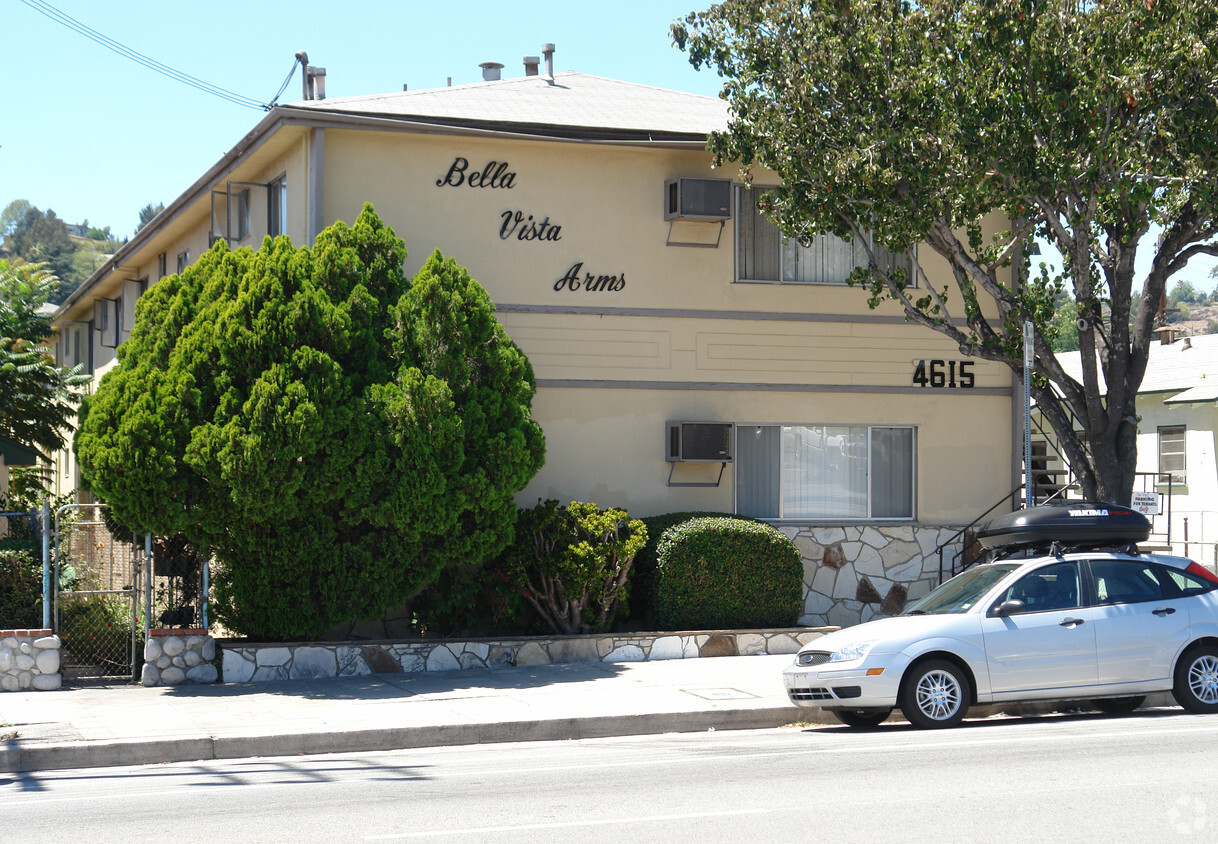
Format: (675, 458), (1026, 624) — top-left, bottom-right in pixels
(935, 486), (1024, 584)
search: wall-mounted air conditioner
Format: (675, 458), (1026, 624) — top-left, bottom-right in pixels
(664, 178), (733, 221)
(666, 422), (733, 462)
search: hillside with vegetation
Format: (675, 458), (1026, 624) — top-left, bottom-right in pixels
(1, 199), (135, 305)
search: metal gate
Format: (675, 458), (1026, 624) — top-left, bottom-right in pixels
(52, 503), (142, 683)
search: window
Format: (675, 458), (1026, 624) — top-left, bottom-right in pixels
(1158, 425), (1186, 484)
(268, 175), (287, 237)
(736, 424), (915, 519)
(233, 188), (251, 240)
(1090, 559), (1164, 604)
(176, 250), (190, 273)
(158, 252), (167, 279)
(736, 187), (906, 284)
(1000, 562), (1081, 613)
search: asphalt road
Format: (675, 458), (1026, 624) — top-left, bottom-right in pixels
(4, 709), (1217, 843)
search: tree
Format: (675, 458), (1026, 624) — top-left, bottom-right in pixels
(0, 200), (34, 239)
(135, 202), (164, 234)
(5, 207), (79, 301)
(674, 0), (1218, 503)
(74, 205), (545, 639)
(0, 259), (91, 459)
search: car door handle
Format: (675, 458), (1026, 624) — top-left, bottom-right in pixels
(1153, 606), (1177, 616)
(1060, 617), (1085, 627)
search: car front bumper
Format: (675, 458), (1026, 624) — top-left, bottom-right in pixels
(782, 653), (910, 710)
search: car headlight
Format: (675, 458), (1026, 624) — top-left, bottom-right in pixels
(829, 641), (876, 663)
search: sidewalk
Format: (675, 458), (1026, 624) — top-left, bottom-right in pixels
(0, 654), (820, 773)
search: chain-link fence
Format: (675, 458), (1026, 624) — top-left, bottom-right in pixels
(54, 504), (141, 682)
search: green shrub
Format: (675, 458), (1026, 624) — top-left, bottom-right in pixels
(654, 517), (802, 630)
(626, 511), (760, 627)
(509, 500), (647, 634)
(58, 595), (131, 668)
(412, 557), (540, 638)
(0, 546), (43, 629)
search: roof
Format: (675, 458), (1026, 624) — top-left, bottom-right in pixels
(1058, 333), (1218, 404)
(288, 71), (730, 139)
(54, 70), (727, 321)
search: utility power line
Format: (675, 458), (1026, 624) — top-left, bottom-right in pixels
(21, 0), (298, 111)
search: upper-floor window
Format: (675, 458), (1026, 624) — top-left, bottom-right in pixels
(736, 186), (906, 284)
(736, 424), (915, 520)
(158, 252), (167, 279)
(176, 250), (190, 273)
(234, 188), (251, 241)
(268, 175), (287, 237)
(1158, 425), (1186, 484)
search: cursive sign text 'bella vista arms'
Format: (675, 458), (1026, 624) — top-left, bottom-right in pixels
(436, 157), (516, 189)
(555, 262), (625, 292)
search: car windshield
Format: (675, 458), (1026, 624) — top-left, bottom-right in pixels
(903, 563), (1022, 615)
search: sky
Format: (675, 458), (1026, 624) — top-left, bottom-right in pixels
(4, 0), (722, 236)
(4, 0), (1215, 292)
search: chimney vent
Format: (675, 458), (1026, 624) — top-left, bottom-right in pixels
(523, 56), (540, 76)
(480, 61), (504, 82)
(542, 43), (555, 79)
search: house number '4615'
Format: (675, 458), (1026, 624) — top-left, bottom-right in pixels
(913, 359), (975, 388)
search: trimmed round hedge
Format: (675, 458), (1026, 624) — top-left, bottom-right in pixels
(653, 517), (802, 630)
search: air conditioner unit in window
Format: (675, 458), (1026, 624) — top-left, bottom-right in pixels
(664, 178), (733, 221)
(666, 422), (734, 462)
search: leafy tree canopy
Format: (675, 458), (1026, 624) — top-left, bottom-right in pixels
(0, 259), (91, 459)
(74, 205), (545, 639)
(136, 202), (164, 234)
(674, 0), (1218, 502)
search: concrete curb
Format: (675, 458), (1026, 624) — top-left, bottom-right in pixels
(1, 706), (813, 774)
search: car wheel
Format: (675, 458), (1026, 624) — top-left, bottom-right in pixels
(1090, 696), (1146, 714)
(1173, 644), (1218, 714)
(899, 659), (970, 729)
(832, 708), (892, 729)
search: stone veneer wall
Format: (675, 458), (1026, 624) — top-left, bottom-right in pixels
(222, 628), (831, 683)
(0, 629), (61, 691)
(783, 524), (962, 628)
(141, 629), (219, 686)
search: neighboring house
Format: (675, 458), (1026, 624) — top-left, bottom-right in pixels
(1053, 331), (1218, 566)
(49, 48), (1024, 626)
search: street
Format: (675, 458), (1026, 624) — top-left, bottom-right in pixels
(3, 709), (1217, 842)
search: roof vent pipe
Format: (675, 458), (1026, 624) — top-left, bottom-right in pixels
(523, 56), (540, 76)
(480, 61), (504, 82)
(542, 43), (555, 79)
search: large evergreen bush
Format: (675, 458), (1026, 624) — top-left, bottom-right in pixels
(74, 205), (545, 639)
(654, 517), (801, 630)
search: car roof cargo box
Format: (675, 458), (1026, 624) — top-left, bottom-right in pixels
(976, 502), (1151, 551)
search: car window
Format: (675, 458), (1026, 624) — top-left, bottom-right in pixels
(904, 563), (1022, 614)
(1090, 559), (1165, 604)
(1155, 563), (1216, 597)
(1000, 562), (1081, 613)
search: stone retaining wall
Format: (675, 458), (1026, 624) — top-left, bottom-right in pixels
(141, 629), (219, 686)
(0, 629), (62, 691)
(221, 627), (833, 683)
(784, 524), (961, 627)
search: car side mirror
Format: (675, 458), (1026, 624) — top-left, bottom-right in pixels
(993, 599), (1027, 618)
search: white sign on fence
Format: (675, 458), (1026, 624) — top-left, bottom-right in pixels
(1132, 491), (1160, 516)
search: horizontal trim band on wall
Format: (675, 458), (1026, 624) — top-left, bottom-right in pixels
(535, 379), (1012, 397)
(497, 303), (947, 326)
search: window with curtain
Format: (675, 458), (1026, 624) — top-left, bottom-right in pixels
(736, 186), (907, 284)
(736, 424), (915, 519)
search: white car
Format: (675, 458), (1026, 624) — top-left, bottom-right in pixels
(783, 502), (1218, 728)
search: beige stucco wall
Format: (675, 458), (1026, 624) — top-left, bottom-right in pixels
(51, 120), (1017, 530)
